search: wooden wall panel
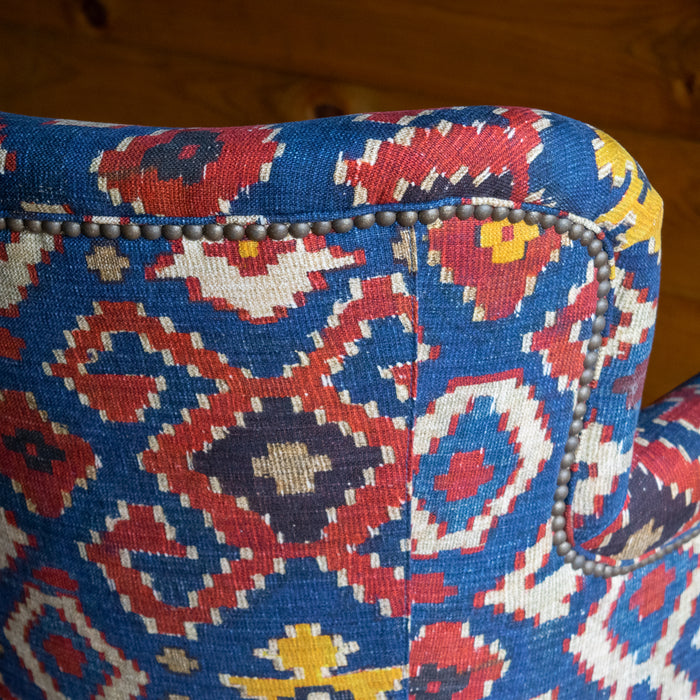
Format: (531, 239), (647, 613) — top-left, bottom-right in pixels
(0, 0), (697, 404)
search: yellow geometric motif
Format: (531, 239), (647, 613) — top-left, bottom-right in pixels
(592, 129), (663, 253)
(239, 240), (261, 258)
(220, 623), (404, 699)
(479, 220), (540, 264)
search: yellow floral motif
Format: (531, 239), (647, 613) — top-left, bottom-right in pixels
(592, 129), (663, 253)
(220, 623), (404, 699)
(479, 220), (540, 264)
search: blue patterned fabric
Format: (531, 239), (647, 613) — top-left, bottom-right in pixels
(1, 106), (699, 699)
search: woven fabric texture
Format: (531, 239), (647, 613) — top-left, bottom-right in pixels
(0, 106), (699, 699)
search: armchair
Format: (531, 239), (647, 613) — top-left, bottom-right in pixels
(0, 105), (698, 699)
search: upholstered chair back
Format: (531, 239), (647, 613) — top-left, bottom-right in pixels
(1, 106), (698, 698)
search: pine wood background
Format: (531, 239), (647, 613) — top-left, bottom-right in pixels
(0, 0), (697, 405)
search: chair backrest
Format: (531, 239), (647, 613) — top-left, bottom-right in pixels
(3, 105), (698, 700)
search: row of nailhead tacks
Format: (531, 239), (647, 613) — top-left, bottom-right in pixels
(2, 204), (585, 241)
(540, 216), (696, 577)
(3, 202), (694, 576)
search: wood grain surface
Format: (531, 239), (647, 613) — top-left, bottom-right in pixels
(0, 0), (697, 404)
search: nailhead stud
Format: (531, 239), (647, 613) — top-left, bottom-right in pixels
(551, 501), (566, 516)
(597, 280), (611, 298)
(375, 211), (397, 227)
(162, 225), (182, 240)
(245, 224), (267, 241)
(81, 222), (100, 238)
(101, 224), (121, 239)
(183, 225), (204, 240)
(564, 436), (580, 453)
(557, 542), (572, 556)
(573, 402), (588, 419)
(597, 265), (611, 282)
(224, 224), (245, 241)
(456, 204), (474, 220)
(267, 223), (289, 240)
(418, 208), (439, 225)
(203, 224), (224, 241)
(474, 204), (493, 220)
(569, 223), (585, 240)
(42, 221), (62, 235)
(580, 229), (595, 246)
(396, 211), (418, 226)
(557, 469), (572, 486)
(354, 213), (376, 229)
(311, 221), (333, 235)
(554, 485), (569, 501)
(587, 238), (603, 256)
(592, 316), (607, 333)
(554, 218), (572, 234)
(438, 205), (456, 220)
(141, 225), (161, 240)
(121, 224), (141, 240)
(523, 211), (542, 225)
(553, 530), (568, 545)
(331, 218), (354, 233)
(289, 223), (311, 238)
(552, 516), (567, 532)
(572, 555), (586, 570)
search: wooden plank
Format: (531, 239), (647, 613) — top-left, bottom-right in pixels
(0, 0), (697, 138)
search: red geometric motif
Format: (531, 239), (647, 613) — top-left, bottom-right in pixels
(409, 622), (509, 699)
(629, 563), (675, 620)
(0, 328), (24, 360)
(428, 218), (563, 321)
(654, 382), (700, 431)
(145, 236), (365, 323)
(434, 451), (495, 502)
(42, 634), (87, 677)
(81, 503), (254, 638)
(0, 232), (63, 318)
(412, 371), (553, 558)
(45, 301), (232, 422)
(599, 267), (656, 367)
(526, 276), (598, 385)
(112, 275), (454, 635)
(0, 390), (98, 517)
(566, 553), (700, 698)
(95, 125), (285, 216)
(336, 107), (546, 206)
(4, 568), (149, 697)
(632, 438), (700, 503)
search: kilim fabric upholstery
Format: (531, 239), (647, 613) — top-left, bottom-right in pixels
(0, 106), (699, 698)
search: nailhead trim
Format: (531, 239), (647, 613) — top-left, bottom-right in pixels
(2, 203), (698, 576)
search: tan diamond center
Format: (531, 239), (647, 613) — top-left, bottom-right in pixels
(252, 442), (332, 495)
